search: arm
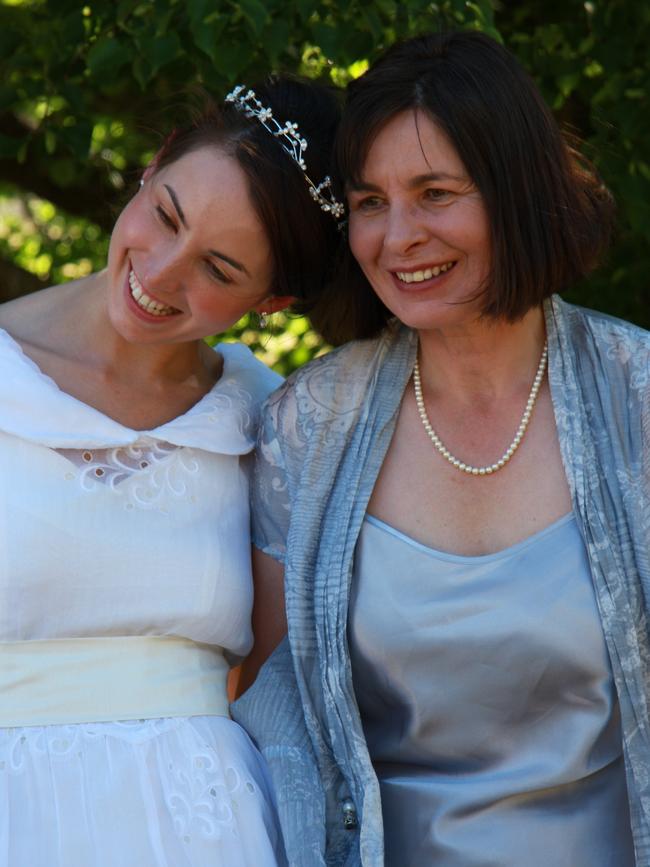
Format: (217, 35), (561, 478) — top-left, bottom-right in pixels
(235, 547), (287, 697)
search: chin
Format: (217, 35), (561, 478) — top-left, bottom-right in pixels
(398, 296), (485, 331)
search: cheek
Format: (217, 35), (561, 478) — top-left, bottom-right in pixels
(466, 227), (492, 276)
(108, 199), (144, 262)
(457, 204), (491, 262)
(189, 286), (260, 325)
(348, 218), (378, 268)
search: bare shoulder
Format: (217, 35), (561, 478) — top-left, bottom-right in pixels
(0, 284), (59, 340)
(0, 280), (88, 350)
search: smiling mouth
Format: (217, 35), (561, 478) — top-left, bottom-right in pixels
(395, 261), (455, 283)
(128, 270), (181, 317)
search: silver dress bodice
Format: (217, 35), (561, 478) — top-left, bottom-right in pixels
(349, 514), (635, 867)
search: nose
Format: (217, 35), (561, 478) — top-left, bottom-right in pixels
(141, 247), (186, 295)
(382, 201), (429, 256)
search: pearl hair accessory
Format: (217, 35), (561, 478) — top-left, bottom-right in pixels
(413, 340), (548, 475)
(225, 85), (345, 220)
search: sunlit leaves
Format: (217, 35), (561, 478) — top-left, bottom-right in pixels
(0, 183), (108, 284)
(221, 311), (330, 376)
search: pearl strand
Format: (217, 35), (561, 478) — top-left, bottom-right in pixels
(413, 341), (548, 476)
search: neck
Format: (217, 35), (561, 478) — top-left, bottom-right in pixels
(416, 306), (546, 404)
(54, 273), (217, 390)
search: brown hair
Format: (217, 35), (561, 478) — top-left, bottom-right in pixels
(312, 31), (614, 345)
(153, 75), (342, 310)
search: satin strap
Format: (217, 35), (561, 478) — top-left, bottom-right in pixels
(0, 636), (230, 727)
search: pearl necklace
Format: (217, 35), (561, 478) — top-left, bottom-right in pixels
(413, 341), (548, 476)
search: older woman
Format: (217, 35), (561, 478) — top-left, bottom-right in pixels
(234, 31), (649, 867)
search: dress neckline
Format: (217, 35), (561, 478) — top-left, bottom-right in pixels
(0, 326), (229, 433)
(0, 326), (281, 452)
(363, 511), (576, 564)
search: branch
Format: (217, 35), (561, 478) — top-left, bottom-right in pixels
(0, 113), (133, 231)
(0, 160), (117, 232)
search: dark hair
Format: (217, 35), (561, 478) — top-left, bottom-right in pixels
(314, 30), (614, 344)
(152, 75), (342, 311)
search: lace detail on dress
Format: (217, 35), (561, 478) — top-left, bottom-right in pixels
(58, 442), (178, 485)
(56, 443), (201, 512)
(0, 719), (264, 846)
(166, 744), (257, 844)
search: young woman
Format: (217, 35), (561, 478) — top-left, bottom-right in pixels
(235, 32), (648, 867)
(0, 76), (342, 866)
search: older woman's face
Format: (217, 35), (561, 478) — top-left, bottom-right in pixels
(347, 110), (491, 332)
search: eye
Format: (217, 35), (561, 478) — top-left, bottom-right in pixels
(205, 260), (231, 284)
(423, 188), (453, 203)
(156, 205), (177, 231)
(350, 194), (385, 213)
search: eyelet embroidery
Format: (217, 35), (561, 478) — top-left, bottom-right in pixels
(56, 443), (201, 511)
(58, 443), (178, 487)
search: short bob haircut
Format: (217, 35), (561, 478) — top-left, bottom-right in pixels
(152, 75), (342, 313)
(312, 31), (615, 345)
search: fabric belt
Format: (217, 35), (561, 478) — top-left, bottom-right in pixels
(0, 636), (230, 727)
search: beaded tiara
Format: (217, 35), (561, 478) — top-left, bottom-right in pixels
(225, 85), (345, 220)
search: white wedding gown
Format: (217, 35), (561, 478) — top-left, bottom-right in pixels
(0, 329), (286, 866)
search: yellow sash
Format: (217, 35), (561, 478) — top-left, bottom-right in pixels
(0, 636), (230, 727)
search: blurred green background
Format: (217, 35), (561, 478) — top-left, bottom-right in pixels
(1, 0), (648, 373)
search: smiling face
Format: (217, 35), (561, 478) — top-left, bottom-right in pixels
(105, 145), (276, 345)
(347, 110), (492, 333)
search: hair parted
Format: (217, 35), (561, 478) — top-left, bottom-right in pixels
(312, 30), (615, 345)
(152, 75), (343, 312)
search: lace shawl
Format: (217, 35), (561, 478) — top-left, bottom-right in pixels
(232, 295), (650, 867)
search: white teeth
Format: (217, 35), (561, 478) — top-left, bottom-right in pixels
(396, 262), (454, 283)
(128, 270), (177, 316)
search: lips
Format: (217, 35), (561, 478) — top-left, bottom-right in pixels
(128, 269), (180, 317)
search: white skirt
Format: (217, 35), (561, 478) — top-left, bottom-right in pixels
(0, 716), (285, 867)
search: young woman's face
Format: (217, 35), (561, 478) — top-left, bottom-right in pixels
(347, 110), (491, 333)
(106, 145), (274, 345)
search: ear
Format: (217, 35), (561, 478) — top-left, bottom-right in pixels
(141, 147), (166, 184)
(252, 295), (296, 315)
(141, 162), (157, 183)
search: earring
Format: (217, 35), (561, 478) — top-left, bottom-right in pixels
(139, 178), (144, 188)
(258, 311), (268, 329)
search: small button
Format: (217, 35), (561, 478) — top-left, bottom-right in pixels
(342, 798), (358, 830)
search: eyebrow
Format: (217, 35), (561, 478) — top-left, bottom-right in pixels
(348, 172), (467, 192)
(208, 248), (250, 277)
(164, 183), (250, 277)
(163, 184), (188, 228)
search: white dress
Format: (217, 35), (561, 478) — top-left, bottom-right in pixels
(0, 328), (286, 867)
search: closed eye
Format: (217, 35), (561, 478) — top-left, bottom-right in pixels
(205, 260), (231, 284)
(156, 205), (177, 231)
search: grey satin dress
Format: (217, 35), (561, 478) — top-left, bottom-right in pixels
(349, 513), (635, 866)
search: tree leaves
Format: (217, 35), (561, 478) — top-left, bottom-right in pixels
(87, 37), (133, 79)
(238, 0), (270, 37)
(133, 32), (182, 87)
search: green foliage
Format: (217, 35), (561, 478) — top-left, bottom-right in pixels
(497, 0), (650, 328)
(0, 0), (647, 374)
(0, 182), (108, 283)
